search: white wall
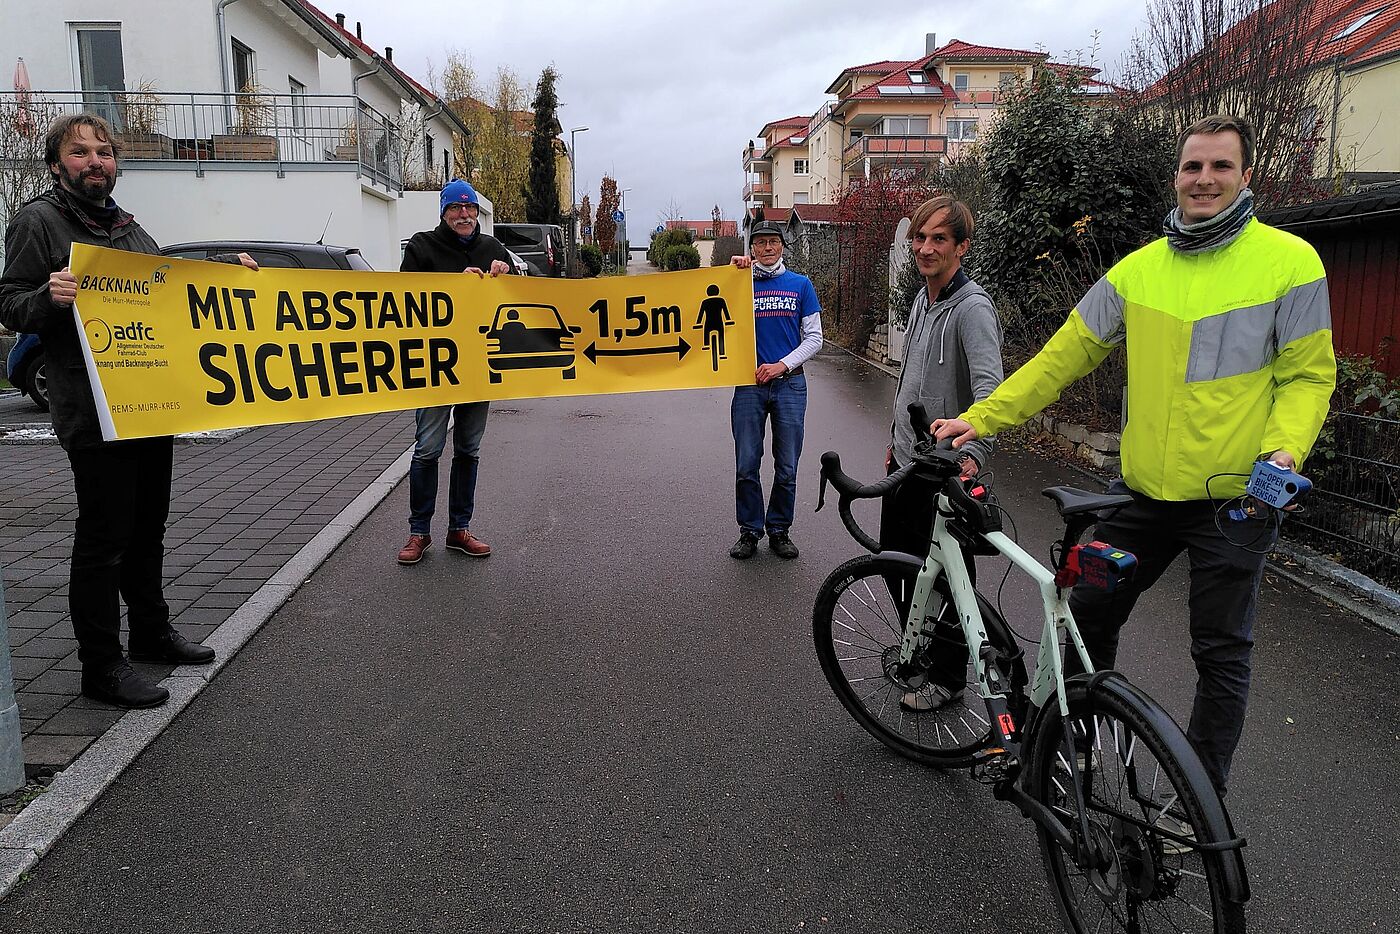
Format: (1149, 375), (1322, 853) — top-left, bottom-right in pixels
(224, 3), (325, 96)
(0, 0), (222, 92)
(114, 166), (406, 269)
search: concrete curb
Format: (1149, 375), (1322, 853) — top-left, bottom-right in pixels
(0, 445), (413, 897)
(837, 345), (1400, 636)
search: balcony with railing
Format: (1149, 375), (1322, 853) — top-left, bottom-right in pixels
(742, 142), (771, 172)
(0, 90), (405, 189)
(841, 134), (948, 172)
(742, 179), (773, 202)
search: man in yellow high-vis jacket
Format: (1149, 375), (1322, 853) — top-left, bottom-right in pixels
(934, 115), (1336, 799)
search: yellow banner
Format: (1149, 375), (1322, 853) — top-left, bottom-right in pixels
(69, 243), (756, 440)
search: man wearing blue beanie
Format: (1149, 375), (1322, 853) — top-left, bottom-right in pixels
(397, 178), (514, 565)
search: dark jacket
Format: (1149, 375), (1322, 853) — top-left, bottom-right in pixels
(400, 221), (512, 278)
(1, 186), (164, 450)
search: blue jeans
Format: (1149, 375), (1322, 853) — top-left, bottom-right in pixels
(409, 403), (489, 535)
(731, 373), (807, 536)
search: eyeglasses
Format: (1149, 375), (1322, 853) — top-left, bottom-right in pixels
(444, 203), (479, 217)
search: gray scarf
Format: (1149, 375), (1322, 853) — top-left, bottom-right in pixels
(1162, 187), (1255, 254)
(753, 258), (786, 279)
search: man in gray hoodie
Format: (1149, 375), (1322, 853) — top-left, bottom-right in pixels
(880, 195), (1003, 712)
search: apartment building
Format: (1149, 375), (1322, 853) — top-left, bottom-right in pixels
(745, 33), (1114, 213)
(742, 115), (810, 213)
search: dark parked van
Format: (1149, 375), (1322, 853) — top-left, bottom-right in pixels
(493, 223), (566, 277)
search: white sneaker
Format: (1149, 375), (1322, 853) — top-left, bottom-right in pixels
(1154, 812), (1197, 856)
(899, 684), (964, 712)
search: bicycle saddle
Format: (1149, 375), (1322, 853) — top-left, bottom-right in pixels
(1041, 485), (1134, 517)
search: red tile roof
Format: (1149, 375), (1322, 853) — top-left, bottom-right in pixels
(846, 53), (953, 100)
(667, 220), (739, 238)
(1318, 0), (1400, 67)
(746, 207), (793, 224)
(1144, 0), (1400, 96)
(930, 39), (1049, 62)
(758, 115), (811, 136)
(296, 0), (436, 102)
(790, 204), (839, 223)
(825, 60), (916, 94)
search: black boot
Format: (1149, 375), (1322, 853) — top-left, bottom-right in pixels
(81, 661), (169, 709)
(128, 629), (216, 665)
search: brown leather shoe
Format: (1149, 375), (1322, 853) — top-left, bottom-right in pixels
(446, 529), (491, 557)
(397, 534), (431, 565)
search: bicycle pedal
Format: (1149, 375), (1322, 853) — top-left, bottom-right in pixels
(971, 749), (1018, 784)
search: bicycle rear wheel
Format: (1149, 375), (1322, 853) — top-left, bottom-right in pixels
(812, 553), (1024, 767)
(1028, 677), (1247, 933)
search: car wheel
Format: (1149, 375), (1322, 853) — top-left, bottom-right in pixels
(28, 354), (49, 413)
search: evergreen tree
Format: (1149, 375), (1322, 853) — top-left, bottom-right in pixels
(524, 66), (562, 225)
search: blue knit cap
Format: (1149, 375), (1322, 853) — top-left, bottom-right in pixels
(440, 179), (479, 216)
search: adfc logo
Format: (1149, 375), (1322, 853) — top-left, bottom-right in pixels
(83, 318), (113, 353)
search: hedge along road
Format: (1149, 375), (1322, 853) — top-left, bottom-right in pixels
(0, 346), (1394, 932)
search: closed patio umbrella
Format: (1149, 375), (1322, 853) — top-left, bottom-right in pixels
(12, 57), (34, 137)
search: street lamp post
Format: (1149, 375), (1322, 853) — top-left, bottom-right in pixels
(569, 126), (588, 270)
(619, 187), (632, 269)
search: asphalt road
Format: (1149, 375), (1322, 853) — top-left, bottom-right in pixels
(0, 348), (1395, 932)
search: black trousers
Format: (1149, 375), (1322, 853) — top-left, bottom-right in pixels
(67, 436), (175, 672)
(879, 457), (973, 693)
(1066, 479), (1276, 795)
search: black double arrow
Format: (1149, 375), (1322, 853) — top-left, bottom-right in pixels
(583, 337), (690, 364)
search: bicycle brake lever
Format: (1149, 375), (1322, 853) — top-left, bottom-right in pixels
(816, 472), (829, 512)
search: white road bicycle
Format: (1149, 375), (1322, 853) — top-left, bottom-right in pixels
(812, 406), (1250, 933)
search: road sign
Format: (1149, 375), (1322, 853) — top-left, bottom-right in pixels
(583, 225), (592, 236)
(655, 225), (664, 233)
(612, 210), (625, 223)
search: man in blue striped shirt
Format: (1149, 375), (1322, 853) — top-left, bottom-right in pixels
(728, 220), (824, 559)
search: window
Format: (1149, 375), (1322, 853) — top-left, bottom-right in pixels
(231, 38), (255, 92)
(999, 71), (1019, 89)
(793, 158), (809, 175)
(792, 192), (809, 204)
(424, 131), (435, 177)
(289, 77), (306, 130)
(947, 118), (978, 141)
(882, 117), (929, 136)
(953, 72), (969, 91)
(1331, 8), (1385, 41)
(74, 25), (125, 126)
(907, 71), (925, 83)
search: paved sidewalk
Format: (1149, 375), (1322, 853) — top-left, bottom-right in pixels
(0, 411), (412, 779)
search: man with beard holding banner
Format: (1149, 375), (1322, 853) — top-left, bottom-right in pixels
(396, 179), (513, 565)
(0, 114), (257, 709)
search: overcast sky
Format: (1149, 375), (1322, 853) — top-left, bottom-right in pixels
(327, 0), (1151, 233)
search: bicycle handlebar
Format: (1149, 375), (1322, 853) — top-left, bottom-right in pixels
(816, 403), (961, 553)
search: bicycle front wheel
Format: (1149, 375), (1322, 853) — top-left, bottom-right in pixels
(1028, 677), (1247, 933)
(812, 553), (1023, 767)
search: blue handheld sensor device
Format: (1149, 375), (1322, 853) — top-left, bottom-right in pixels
(1246, 461), (1311, 509)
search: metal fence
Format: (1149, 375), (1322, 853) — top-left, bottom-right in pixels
(0, 90), (403, 188)
(1288, 412), (1400, 586)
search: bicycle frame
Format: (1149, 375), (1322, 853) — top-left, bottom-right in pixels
(899, 487), (1096, 737)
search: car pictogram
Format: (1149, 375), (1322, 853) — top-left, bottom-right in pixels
(479, 303), (583, 383)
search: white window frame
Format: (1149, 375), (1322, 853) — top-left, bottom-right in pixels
(953, 72), (970, 92)
(793, 158), (809, 175)
(289, 76), (307, 133)
(70, 23), (125, 88)
(947, 118), (978, 142)
(231, 37), (256, 93)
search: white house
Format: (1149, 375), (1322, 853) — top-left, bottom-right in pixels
(0, 0), (485, 270)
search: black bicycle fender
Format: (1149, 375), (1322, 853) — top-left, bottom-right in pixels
(1068, 671), (1252, 905)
